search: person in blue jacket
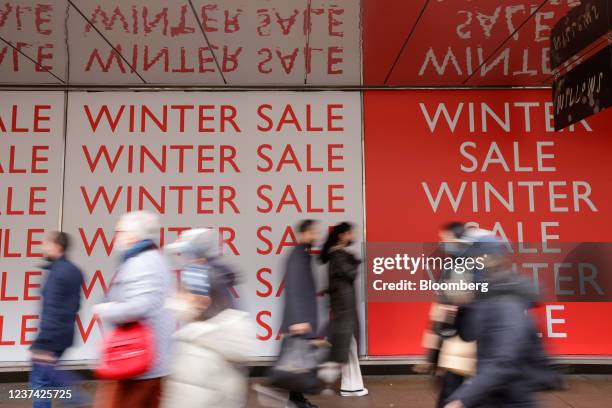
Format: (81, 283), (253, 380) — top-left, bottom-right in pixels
(444, 233), (543, 408)
(30, 231), (84, 408)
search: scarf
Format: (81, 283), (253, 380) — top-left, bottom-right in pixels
(121, 239), (157, 264)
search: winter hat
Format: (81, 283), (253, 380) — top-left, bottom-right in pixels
(462, 229), (508, 259)
(166, 228), (220, 260)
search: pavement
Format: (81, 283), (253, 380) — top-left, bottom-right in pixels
(0, 375), (611, 407)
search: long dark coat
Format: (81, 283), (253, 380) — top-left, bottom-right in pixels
(281, 243), (318, 336)
(327, 249), (360, 363)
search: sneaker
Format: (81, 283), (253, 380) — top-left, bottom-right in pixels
(340, 388), (369, 397)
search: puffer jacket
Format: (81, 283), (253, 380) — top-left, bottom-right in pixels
(161, 308), (252, 408)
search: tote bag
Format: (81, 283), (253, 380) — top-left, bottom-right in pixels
(269, 336), (321, 393)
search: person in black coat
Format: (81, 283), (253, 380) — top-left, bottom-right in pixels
(30, 232), (84, 408)
(281, 219), (320, 408)
(320, 222), (368, 397)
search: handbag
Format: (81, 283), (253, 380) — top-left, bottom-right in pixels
(269, 335), (321, 393)
(437, 335), (477, 377)
(95, 322), (155, 380)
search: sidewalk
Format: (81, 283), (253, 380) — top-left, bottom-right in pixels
(0, 375), (611, 407)
(249, 375), (612, 408)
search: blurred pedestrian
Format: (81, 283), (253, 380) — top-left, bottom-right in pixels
(166, 228), (238, 320)
(30, 231), (84, 408)
(93, 211), (175, 408)
(444, 232), (541, 408)
(421, 222), (476, 408)
(162, 228), (251, 408)
(281, 219), (321, 408)
(320, 222), (367, 397)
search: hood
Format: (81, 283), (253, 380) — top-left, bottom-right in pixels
(478, 271), (539, 306)
(173, 308), (253, 362)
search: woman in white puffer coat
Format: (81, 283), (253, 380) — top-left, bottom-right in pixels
(162, 229), (252, 408)
(162, 308), (251, 408)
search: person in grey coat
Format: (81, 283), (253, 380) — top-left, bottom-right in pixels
(93, 211), (175, 408)
(281, 220), (320, 338)
(281, 219), (320, 408)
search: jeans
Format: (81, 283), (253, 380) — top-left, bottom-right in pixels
(30, 361), (85, 408)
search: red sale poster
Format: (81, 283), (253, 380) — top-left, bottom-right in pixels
(364, 89), (612, 356)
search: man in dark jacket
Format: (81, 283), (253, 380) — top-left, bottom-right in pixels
(30, 231), (83, 408)
(282, 219), (320, 408)
(444, 235), (541, 408)
(446, 296), (539, 408)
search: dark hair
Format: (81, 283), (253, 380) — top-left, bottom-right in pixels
(320, 222), (352, 264)
(440, 221), (466, 239)
(50, 231), (70, 252)
(297, 219), (317, 233)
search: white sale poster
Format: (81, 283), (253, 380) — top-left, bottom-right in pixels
(0, 91), (65, 362)
(58, 91), (364, 359)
